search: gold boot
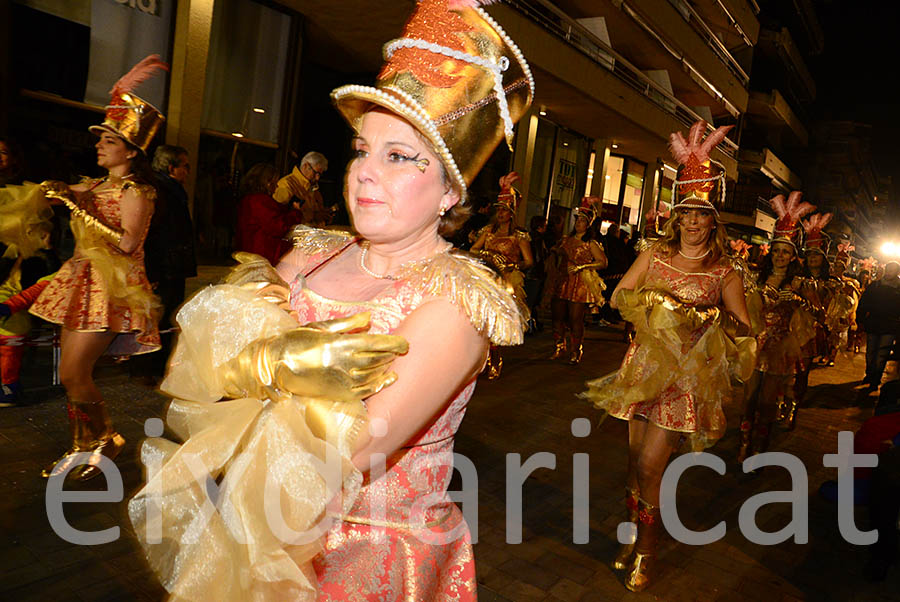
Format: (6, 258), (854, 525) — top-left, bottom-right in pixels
(612, 487), (640, 570)
(568, 339), (583, 365)
(625, 499), (660, 592)
(41, 400), (125, 481)
(41, 400), (89, 478)
(486, 347), (503, 380)
(549, 335), (566, 360)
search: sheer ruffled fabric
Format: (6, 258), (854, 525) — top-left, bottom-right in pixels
(582, 287), (756, 450)
(747, 287), (817, 375)
(128, 286), (364, 601)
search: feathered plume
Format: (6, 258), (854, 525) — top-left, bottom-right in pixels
(837, 242), (855, 254)
(759, 243), (770, 256)
(448, 0), (499, 9)
(109, 54), (168, 96)
(729, 239), (751, 259)
(802, 212), (833, 233)
(668, 120), (734, 164)
(499, 171), (520, 193)
(860, 256), (878, 271)
(770, 191), (814, 220)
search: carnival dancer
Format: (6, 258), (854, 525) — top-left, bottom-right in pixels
(583, 121), (754, 592)
(787, 211), (833, 428)
(821, 242), (861, 366)
(31, 56), (166, 481)
(471, 171), (533, 378)
(128, 1), (533, 599)
(738, 193), (817, 456)
(547, 198), (607, 364)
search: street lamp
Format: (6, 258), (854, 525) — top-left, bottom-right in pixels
(881, 241), (900, 258)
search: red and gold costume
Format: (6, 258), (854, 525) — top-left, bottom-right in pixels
(129, 229), (525, 600)
(553, 235), (605, 304)
(585, 249), (753, 450)
(30, 176), (160, 355)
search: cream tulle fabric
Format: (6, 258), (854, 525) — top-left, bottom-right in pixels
(128, 285), (363, 601)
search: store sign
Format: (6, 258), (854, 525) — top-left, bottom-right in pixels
(114, 0), (159, 16)
(557, 159), (576, 191)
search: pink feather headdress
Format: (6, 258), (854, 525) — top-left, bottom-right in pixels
(801, 212), (832, 255)
(495, 171), (521, 212)
(860, 256), (878, 272)
(668, 120), (734, 213)
(729, 238), (751, 259)
(759, 243), (770, 256)
(770, 191), (814, 249)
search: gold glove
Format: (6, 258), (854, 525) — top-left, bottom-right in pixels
(224, 252), (290, 306)
(219, 311), (409, 403)
(477, 249), (512, 273)
(41, 180), (124, 246)
(568, 261), (604, 275)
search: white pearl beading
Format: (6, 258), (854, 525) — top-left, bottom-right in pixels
(384, 37), (516, 143)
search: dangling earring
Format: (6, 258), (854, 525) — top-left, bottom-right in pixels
(439, 206), (447, 217)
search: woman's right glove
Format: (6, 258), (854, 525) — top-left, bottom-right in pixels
(219, 311), (409, 403)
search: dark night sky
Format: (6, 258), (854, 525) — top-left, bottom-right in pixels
(810, 0), (900, 185)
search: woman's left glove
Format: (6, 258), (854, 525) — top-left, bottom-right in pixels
(219, 311), (409, 403)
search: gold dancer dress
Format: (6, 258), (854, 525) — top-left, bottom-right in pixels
(129, 228), (524, 601)
(30, 176), (160, 355)
(583, 250), (755, 450)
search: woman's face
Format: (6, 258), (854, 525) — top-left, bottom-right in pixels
(0, 141), (10, 171)
(346, 110), (458, 243)
(770, 242), (795, 268)
(677, 208), (716, 247)
(574, 215), (589, 234)
(495, 206), (512, 224)
(806, 252), (824, 269)
(95, 132), (136, 171)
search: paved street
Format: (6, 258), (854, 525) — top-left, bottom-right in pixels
(0, 295), (895, 601)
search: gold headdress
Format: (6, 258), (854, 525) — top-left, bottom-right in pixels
(89, 55), (168, 152)
(494, 171), (521, 213)
(331, 0), (534, 201)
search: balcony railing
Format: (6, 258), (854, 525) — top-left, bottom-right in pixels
(668, 0), (750, 85)
(503, 0), (738, 158)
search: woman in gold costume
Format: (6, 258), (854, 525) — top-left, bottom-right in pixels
(583, 121), (753, 592)
(471, 171), (533, 378)
(738, 193), (817, 458)
(548, 198), (607, 364)
(128, 1), (533, 599)
(31, 57), (166, 482)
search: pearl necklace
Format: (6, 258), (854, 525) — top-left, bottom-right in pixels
(357, 241), (451, 281)
(359, 242), (399, 280)
(678, 247), (711, 260)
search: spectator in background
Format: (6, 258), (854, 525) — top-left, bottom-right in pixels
(857, 261), (900, 389)
(273, 151), (330, 228)
(138, 144), (197, 379)
(235, 163), (303, 265)
(599, 222), (628, 323)
(0, 137), (26, 186)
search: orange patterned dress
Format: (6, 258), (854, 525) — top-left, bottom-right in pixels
(29, 177), (160, 355)
(290, 243), (480, 601)
(554, 236), (604, 304)
(585, 250), (753, 450)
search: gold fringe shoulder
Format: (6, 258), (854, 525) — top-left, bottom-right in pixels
(404, 250), (527, 346)
(122, 180), (157, 202)
(514, 228), (531, 242)
(289, 225), (354, 257)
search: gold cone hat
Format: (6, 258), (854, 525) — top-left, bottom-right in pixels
(331, 0), (534, 201)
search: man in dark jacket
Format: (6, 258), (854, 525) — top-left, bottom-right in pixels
(856, 261), (900, 388)
(142, 145), (198, 378)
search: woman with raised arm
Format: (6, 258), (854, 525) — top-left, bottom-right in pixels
(583, 121), (754, 592)
(31, 57), (166, 482)
(129, 2), (533, 599)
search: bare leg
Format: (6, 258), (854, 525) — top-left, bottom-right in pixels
(58, 329), (117, 401)
(634, 422), (681, 506)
